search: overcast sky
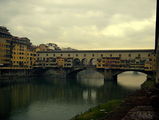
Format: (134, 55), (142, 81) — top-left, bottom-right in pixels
(0, 0), (156, 50)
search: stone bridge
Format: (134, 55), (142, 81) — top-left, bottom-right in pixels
(33, 66), (154, 82)
(35, 49), (156, 81)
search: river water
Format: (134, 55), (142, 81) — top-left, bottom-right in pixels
(0, 70), (146, 120)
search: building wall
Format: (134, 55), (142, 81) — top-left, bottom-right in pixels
(0, 38), (9, 65)
(36, 50), (155, 71)
(11, 43), (36, 69)
(37, 50), (155, 61)
(156, 42), (159, 82)
(156, 0), (159, 83)
(0, 27), (12, 67)
(0, 26), (37, 70)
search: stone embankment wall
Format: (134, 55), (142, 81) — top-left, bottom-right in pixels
(0, 69), (34, 78)
(0, 68), (67, 79)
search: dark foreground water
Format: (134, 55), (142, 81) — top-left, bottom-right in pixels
(0, 70), (146, 120)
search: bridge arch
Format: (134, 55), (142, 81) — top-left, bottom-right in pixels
(89, 58), (96, 66)
(113, 70), (150, 77)
(117, 71), (147, 89)
(73, 58), (81, 66)
(81, 58), (88, 66)
(113, 70), (153, 81)
(96, 69), (153, 82)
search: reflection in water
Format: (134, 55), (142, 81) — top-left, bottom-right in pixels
(118, 72), (146, 90)
(0, 70), (146, 120)
(82, 89), (97, 102)
(77, 69), (104, 87)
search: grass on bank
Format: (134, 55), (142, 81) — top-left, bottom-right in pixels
(71, 100), (122, 120)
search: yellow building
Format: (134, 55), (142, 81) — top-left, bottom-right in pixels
(96, 57), (121, 69)
(11, 37), (36, 69)
(144, 54), (156, 71)
(56, 57), (64, 67)
(96, 56), (157, 71)
(0, 26), (12, 68)
(64, 58), (73, 68)
(96, 58), (105, 68)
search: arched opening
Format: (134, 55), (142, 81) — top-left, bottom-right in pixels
(77, 69), (104, 87)
(89, 58), (96, 66)
(50, 58), (56, 62)
(117, 71), (147, 90)
(73, 58), (81, 66)
(81, 58), (88, 66)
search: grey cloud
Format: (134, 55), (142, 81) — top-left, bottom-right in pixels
(0, 0), (156, 49)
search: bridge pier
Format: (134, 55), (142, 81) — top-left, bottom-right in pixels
(65, 69), (78, 79)
(97, 69), (117, 82)
(65, 67), (86, 79)
(103, 70), (117, 82)
(147, 72), (156, 81)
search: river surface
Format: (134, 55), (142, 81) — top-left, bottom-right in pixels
(0, 70), (146, 120)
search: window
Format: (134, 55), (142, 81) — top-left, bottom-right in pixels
(138, 54), (141, 57)
(119, 54), (121, 57)
(128, 54), (131, 57)
(84, 54), (86, 57)
(76, 54), (78, 57)
(46, 54), (48, 56)
(68, 54), (70, 57)
(101, 54), (103, 57)
(61, 54), (63, 56)
(110, 54), (112, 57)
(92, 54), (94, 57)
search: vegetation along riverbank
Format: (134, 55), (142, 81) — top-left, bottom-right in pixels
(71, 79), (159, 120)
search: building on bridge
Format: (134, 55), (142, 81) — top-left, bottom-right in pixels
(35, 50), (156, 72)
(96, 56), (155, 71)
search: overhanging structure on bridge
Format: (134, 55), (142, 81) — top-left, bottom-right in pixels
(35, 49), (156, 71)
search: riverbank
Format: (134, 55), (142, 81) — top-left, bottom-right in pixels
(70, 100), (122, 120)
(71, 79), (159, 120)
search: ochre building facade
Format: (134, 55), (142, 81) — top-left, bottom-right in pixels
(0, 26), (36, 70)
